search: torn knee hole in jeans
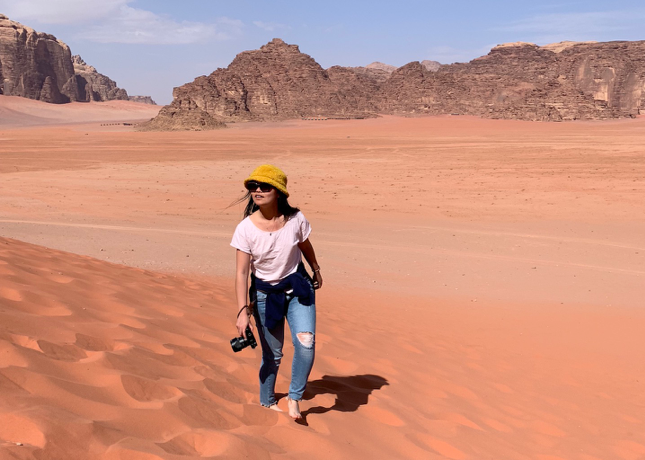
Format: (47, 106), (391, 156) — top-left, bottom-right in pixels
(296, 332), (314, 348)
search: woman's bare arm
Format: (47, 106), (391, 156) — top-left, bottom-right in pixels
(235, 249), (252, 335)
(298, 238), (323, 289)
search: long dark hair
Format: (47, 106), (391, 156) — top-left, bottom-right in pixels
(230, 190), (300, 219)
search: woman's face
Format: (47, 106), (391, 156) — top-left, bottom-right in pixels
(248, 182), (278, 207)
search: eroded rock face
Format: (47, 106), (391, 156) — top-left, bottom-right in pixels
(151, 38), (645, 128)
(421, 60), (441, 72)
(128, 95), (156, 105)
(72, 54), (128, 102)
(376, 41), (645, 120)
(421, 42), (625, 121)
(345, 62), (395, 84)
(0, 15), (130, 103)
(149, 38), (378, 129)
(136, 104), (225, 131)
(0, 14), (76, 103)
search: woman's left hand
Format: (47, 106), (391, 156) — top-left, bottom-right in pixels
(313, 270), (323, 289)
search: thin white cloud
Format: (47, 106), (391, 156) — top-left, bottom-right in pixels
(77, 7), (242, 44)
(0, 0), (129, 24)
(0, 0), (243, 45)
(76, 7), (213, 44)
(494, 9), (645, 43)
(253, 21), (289, 32)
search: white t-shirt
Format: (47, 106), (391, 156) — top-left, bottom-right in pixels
(230, 211), (312, 283)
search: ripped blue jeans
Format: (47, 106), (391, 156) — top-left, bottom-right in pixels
(254, 288), (316, 406)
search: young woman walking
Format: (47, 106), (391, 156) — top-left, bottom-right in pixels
(230, 164), (322, 420)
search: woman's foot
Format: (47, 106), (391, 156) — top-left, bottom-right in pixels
(267, 403), (283, 412)
(286, 397), (302, 420)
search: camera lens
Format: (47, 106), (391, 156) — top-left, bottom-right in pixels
(230, 336), (246, 352)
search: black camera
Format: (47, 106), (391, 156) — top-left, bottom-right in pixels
(230, 327), (257, 352)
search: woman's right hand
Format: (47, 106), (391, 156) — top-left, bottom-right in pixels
(236, 308), (252, 337)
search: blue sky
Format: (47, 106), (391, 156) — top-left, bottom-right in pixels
(1, 0), (644, 104)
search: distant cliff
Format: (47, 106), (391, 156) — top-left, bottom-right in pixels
(128, 95), (156, 105)
(148, 38), (645, 129)
(378, 41), (645, 121)
(72, 55), (128, 102)
(0, 14), (130, 103)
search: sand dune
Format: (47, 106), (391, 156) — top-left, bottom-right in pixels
(1, 112), (644, 458)
(0, 96), (159, 127)
(1, 237), (644, 459)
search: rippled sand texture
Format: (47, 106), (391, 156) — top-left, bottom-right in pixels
(0, 100), (644, 459)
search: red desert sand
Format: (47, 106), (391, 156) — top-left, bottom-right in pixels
(0, 97), (644, 459)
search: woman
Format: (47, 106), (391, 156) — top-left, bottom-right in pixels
(230, 164), (323, 420)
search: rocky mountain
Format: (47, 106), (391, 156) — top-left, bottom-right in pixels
(128, 95), (156, 105)
(0, 14), (133, 104)
(345, 62), (396, 84)
(365, 62), (397, 73)
(72, 55), (128, 102)
(148, 38), (645, 129)
(421, 60), (441, 72)
(143, 38), (380, 130)
(392, 41), (644, 121)
(0, 14), (77, 103)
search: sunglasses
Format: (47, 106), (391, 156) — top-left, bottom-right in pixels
(245, 181), (273, 192)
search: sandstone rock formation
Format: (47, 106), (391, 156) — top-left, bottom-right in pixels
(421, 60), (441, 72)
(430, 41), (644, 120)
(0, 14), (130, 104)
(128, 95), (156, 105)
(147, 38), (379, 130)
(137, 104), (225, 131)
(345, 62), (396, 84)
(150, 38), (645, 129)
(72, 55), (128, 102)
(0, 14), (77, 103)
(365, 62), (397, 73)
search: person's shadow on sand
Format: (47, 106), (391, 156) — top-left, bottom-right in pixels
(278, 374), (388, 425)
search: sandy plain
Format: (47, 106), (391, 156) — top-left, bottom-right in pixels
(0, 97), (644, 459)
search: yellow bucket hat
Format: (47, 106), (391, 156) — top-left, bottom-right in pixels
(244, 164), (289, 197)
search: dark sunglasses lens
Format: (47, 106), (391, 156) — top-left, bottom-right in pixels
(246, 182), (272, 192)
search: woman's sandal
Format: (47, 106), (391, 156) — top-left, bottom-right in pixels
(285, 396), (302, 420)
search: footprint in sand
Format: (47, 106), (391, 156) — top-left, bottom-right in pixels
(361, 405), (405, 426)
(37, 340), (87, 362)
(0, 372), (29, 394)
(0, 287), (23, 301)
(492, 382), (514, 394)
(531, 420), (567, 437)
(418, 436), (467, 460)
(240, 404), (280, 426)
(482, 417), (513, 433)
(44, 273), (75, 284)
(0, 342), (31, 368)
(0, 412), (46, 448)
(158, 430), (275, 458)
(203, 379), (253, 404)
(438, 412), (484, 431)
(74, 333), (115, 352)
(17, 294), (72, 316)
(176, 396), (241, 430)
(120, 374), (181, 402)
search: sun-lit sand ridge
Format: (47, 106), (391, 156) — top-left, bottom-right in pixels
(0, 98), (644, 459)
